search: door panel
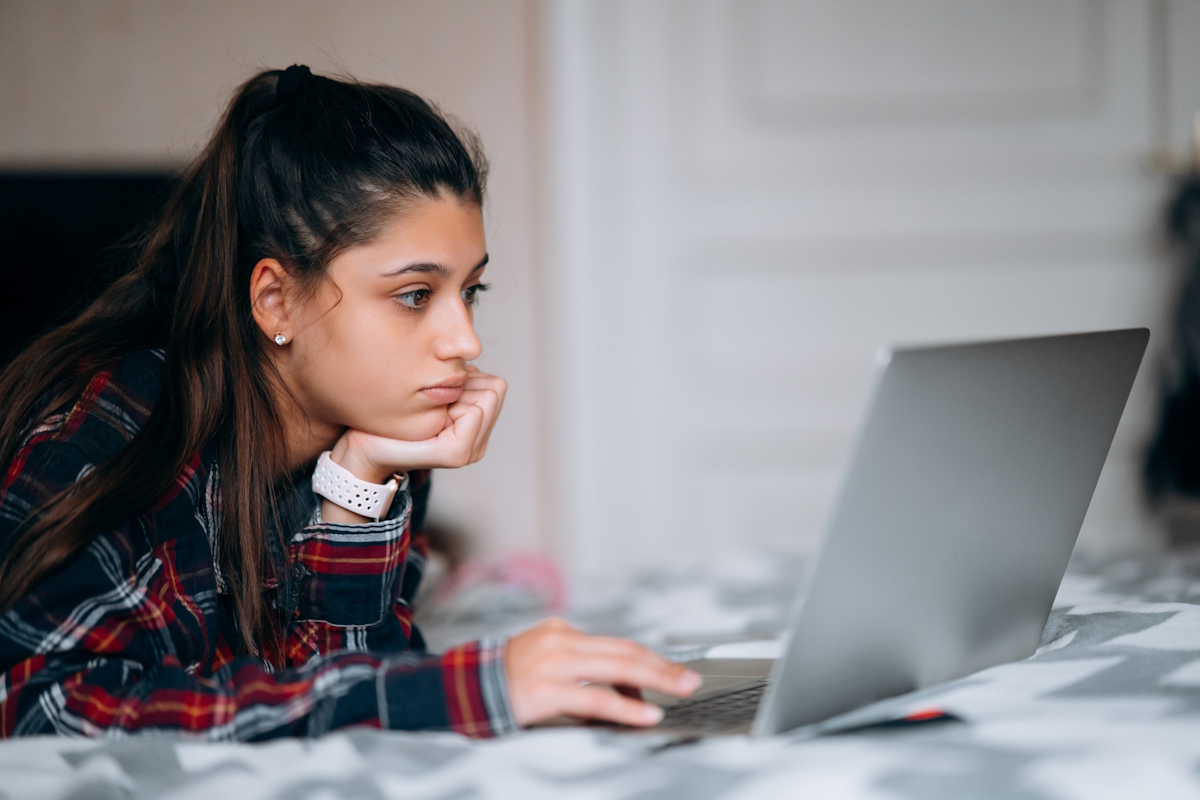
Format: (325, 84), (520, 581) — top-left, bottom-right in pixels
(541, 0), (1182, 573)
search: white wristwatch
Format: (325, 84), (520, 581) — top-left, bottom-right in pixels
(311, 451), (401, 521)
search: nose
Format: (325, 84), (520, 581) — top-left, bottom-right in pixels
(431, 295), (483, 362)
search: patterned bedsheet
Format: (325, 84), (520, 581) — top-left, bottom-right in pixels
(5, 549), (1200, 800)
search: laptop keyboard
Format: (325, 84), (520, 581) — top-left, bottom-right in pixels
(657, 680), (768, 732)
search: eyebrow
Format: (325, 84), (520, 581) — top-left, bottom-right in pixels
(380, 253), (489, 279)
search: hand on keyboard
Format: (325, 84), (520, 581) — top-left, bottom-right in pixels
(505, 618), (703, 728)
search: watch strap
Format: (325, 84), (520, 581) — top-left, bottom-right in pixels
(312, 451), (399, 521)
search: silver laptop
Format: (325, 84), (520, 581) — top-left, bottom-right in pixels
(650, 328), (1149, 737)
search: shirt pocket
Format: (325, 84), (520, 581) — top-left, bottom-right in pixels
(288, 489), (412, 627)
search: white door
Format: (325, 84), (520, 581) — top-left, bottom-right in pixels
(539, 0), (1200, 576)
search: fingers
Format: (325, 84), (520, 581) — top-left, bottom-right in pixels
(350, 404), (484, 471)
(558, 685), (664, 727)
(584, 650), (702, 698)
(463, 370), (506, 417)
(453, 371), (501, 455)
(456, 388), (501, 460)
(446, 401), (475, 423)
(522, 621), (700, 695)
(568, 638), (702, 695)
(570, 656), (701, 698)
(435, 403), (484, 467)
(504, 618), (703, 728)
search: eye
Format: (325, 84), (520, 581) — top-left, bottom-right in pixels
(462, 282), (490, 306)
(396, 289), (431, 309)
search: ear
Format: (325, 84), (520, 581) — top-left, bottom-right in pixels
(249, 258), (292, 343)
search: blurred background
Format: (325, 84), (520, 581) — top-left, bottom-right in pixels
(3, 0), (1200, 584)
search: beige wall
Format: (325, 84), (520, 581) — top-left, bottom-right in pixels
(0, 0), (549, 556)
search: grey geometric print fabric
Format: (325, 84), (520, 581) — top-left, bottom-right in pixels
(5, 552), (1200, 799)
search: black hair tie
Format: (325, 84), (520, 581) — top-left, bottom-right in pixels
(276, 64), (311, 106)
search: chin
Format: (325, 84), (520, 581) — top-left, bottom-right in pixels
(369, 408), (450, 442)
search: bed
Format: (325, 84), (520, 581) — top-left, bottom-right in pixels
(4, 549), (1200, 800)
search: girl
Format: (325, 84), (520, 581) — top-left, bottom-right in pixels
(0, 66), (700, 739)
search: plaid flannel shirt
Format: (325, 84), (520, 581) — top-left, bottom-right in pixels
(0, 350), (517, 740)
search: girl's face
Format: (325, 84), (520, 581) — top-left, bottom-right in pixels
(272, 193), (488, 445)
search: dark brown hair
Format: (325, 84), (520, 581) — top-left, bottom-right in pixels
(0, 68), (487, 662)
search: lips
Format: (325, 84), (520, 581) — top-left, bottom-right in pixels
(420, 376), (466, 405)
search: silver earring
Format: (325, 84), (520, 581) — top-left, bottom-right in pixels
(274, 333), (287, 345)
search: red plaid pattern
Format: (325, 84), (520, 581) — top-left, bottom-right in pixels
(0, 350), (516, 740)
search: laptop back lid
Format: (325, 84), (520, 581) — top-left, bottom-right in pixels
(753, 328), (1149, 735)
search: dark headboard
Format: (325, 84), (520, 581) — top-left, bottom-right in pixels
(0, 172), (176, 367)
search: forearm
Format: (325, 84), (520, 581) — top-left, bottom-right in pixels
(3, 641), (515, 739)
